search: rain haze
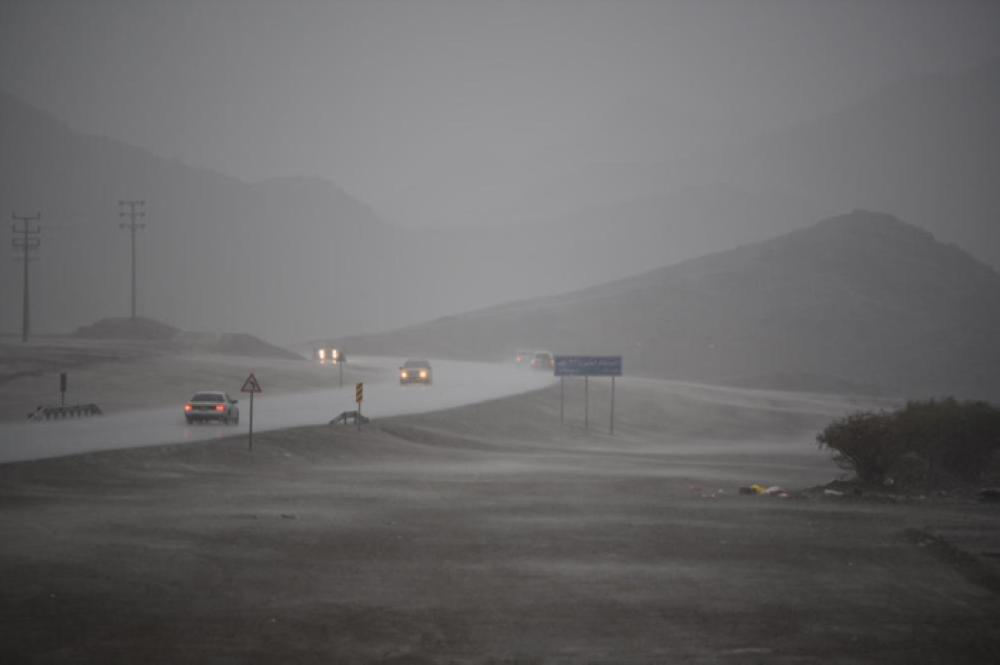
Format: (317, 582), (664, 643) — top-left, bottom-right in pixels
(2, 1), (1000, 663)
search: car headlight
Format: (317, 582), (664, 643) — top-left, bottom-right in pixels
(401, 370), (409, 379)
(419, 370), (428, 379)
(318, 349), (326, 360)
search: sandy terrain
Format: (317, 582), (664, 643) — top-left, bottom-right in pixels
(2, 376), (998, 664)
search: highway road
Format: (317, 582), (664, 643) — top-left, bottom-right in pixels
(0, 357), (554, 463)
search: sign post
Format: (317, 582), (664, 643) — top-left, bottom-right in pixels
(610, 376), (616, 434)
(560, 377), (564, 425)
(241, 372), (262, 451)
(59, 372), (67, 407)
(554, 356), (623, 435)
(355, 382), (364, 431)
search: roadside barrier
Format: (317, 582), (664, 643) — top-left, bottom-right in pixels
(330, 410), (369, 426)
(27, 404), (103, 422)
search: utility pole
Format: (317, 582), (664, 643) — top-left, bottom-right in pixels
(118, 200), (146, 319)
(11, 212), (41, 342)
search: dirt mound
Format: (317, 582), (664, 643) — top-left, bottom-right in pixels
(175, 331), (302, 360)
(72, 318), (300, 360)
(214, 333), (302, 360)
(73, 317), (179, 341)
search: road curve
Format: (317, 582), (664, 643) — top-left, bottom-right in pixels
(0, 357), (555, 464)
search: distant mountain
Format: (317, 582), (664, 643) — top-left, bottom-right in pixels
(490, 182), (821, 281)
(0, 90), (822, 343)
(336, 211), (1000, 400)
(721, 60), (1000, 270)
(0, 90), (408, 342)
(6, 57), (999, 344)
(497, 61), (1000, 271)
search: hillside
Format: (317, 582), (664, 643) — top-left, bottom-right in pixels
(720, 61), (1000, 270)
(0, 90), (827, 344)
(0, 91), (404, 341)
(336, 211), (1000, 400)
(72, 317), (301, 360)
(5, 60), (998, 343)
(500, 61), (1000, 272)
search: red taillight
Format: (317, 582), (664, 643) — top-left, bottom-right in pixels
(184, 404), (193, 412)
(215, 405), (225, 412)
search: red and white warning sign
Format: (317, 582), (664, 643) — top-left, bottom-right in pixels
(241, 373), (262, 393)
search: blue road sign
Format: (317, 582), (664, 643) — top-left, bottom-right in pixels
(554, 355), (623, 377)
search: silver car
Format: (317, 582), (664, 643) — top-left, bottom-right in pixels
(399, 359), (433, 385)
(184, 391), (240, 425)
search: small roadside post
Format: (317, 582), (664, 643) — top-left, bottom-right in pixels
(355, 382), (364, 431)
(610, 376), (616, 434)
(59, 372), (67, 407)
(560, 377), (564, 425)
(241, 372), (262, 451)
(554, 356), (623, 435)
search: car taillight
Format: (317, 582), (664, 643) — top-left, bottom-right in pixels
(184, 404), (193, 412)
(215, 405), (225, 412)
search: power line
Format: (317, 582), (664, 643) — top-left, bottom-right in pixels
(118, 200), (146, 320)
(11, 212), (41, 342)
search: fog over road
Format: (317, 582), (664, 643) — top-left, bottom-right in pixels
(0, 357), (554, 464)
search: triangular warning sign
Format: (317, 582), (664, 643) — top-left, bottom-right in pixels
(241, 373), (262, 393)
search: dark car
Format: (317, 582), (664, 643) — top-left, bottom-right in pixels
(184, 391), (240, 425)
(399, 359), (433, 385)
(530, 351), (555, 371)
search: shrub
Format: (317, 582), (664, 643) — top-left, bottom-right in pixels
(817, 399), (1000, 487)
(885, 451), (930, 490)
(816, 410), (902, 484)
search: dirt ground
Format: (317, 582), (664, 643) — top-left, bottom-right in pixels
(1, 382), (999, 664)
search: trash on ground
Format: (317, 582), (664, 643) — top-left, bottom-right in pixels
(738, 484), (791, 498)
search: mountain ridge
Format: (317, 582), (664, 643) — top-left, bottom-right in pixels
(336, 210), (1000, 400)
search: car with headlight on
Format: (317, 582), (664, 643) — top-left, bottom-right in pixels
(530, 351), (555, 371)
(316, 346), (344, 364)
(515, 349), (535, 365)
(184, 391), (240, 425)
(399, 359), (432, 385)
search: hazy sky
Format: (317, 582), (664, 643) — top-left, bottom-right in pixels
(3, 0), (1000, 228)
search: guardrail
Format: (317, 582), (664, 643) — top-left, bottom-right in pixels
(27, 404), (103, 422)
(329, 410), (369, 426)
